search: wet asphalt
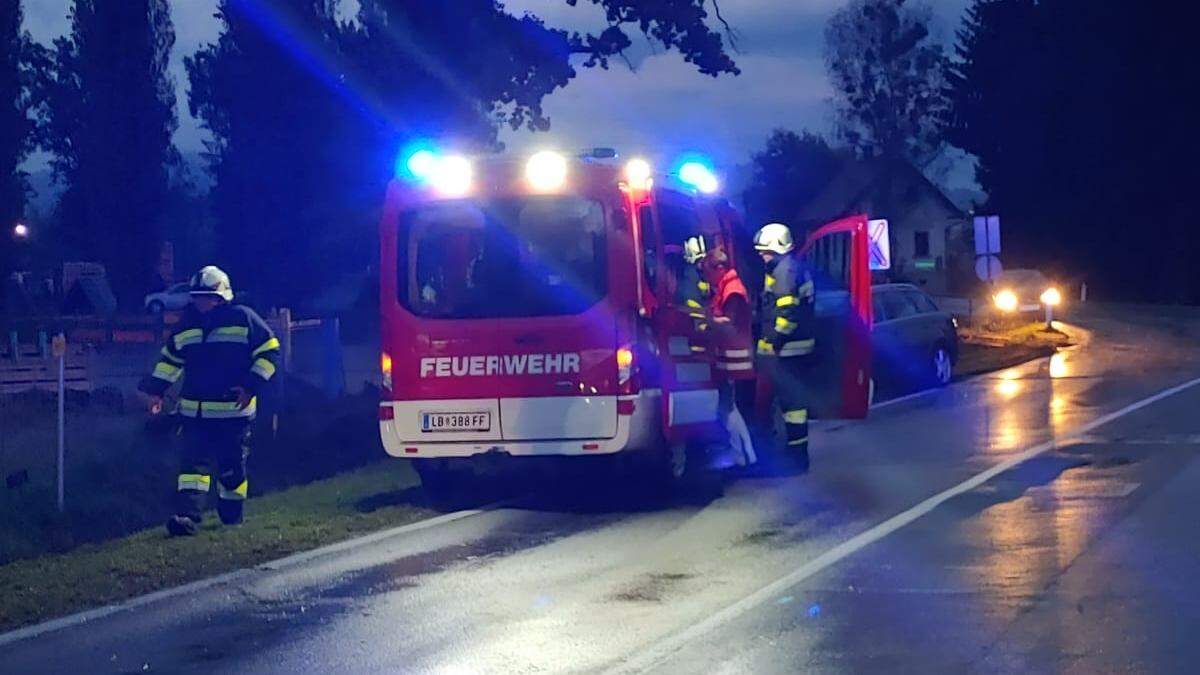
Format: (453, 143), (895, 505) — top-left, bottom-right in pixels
(4, 305), (1200, 674)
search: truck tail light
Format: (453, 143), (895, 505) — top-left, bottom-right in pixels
(617, 346), (638, 395)
(381, 351), (393, 391)
(378, 405), (395, 421)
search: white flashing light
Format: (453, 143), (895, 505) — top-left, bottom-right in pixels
(679, 161), (719, 194)
(624, 158), (652, 190)
(431, 155), (472, 197)
(526, 151), (568, 191)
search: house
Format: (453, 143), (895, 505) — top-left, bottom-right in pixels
(794, 157), (972, 295)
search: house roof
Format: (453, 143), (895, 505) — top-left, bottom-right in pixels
(795, 157), (965, 229)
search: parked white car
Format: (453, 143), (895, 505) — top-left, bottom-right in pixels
(143, 282), (192, 314)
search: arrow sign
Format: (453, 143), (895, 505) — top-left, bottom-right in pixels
(868, 219), (891, 271)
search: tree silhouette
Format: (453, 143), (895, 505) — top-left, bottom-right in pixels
(39, 0), (178, 302)
(948, 1), (1196, 302)
(187, 0), (738, 305)
(744, 130), (843, 230)
(1, 0), (42, 284)
(825, 0), (948, 165)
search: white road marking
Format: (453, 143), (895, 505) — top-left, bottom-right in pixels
(0, 505), (495, 648)
(606, 374), (1200, 674)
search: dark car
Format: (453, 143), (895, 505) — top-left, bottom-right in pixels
(871, 283), (958, 399)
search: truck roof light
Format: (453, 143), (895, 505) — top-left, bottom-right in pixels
(624, 158), (652, 190)
(526, 151), (568, 191)
(679, 161), (719, 194)
(431, 155), (472, 196)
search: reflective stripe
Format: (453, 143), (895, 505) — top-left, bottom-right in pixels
(178, 473), (211, 492)
(765, 274), (776, 289)
(686, 299), (704, 310)
(688, 311), (706, 320)
(218, 479), (248, 501)
(152, 361), (183, 383)
(787, 437), (809, 446)
(776, 295), (798, 308)
(779, 339), (815, 357)
(716, 361), (754, 371)
(784, 409), (809, 424)
(697, 281), (711, 294)
(174, 329), (203, 350)
(178, 398), (257, 419)
(775, 316), (798, 334)
(251, 358), (276, 380)
(721, 349), (751, 358)
(757, 338), (775, 355)
(797, 280), (815, 298)
(252, 337), (281, 358)
(160, 346), (184, 365)
(207, 325), (249, 344)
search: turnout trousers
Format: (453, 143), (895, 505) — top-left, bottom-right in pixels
(759, 354), (813, 460)
(176, 418), (251, 525)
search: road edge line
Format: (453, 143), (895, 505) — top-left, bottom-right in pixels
(607, 374), (1200, 674)
(0, 505), (495, 649)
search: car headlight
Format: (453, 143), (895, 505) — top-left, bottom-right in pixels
(994, 289), (1018, 313)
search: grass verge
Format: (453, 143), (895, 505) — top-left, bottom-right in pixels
(955, 321), (1073, 378)
(0, 460), (433, 634)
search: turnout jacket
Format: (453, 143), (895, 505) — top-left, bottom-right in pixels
(140, 303), (281, 419)
(757, 253), (816, 358)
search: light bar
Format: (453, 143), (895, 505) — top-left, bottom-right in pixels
(431, 155), (472, 196)
(678, 161), (719, 194)
(526, 151), (568, 191)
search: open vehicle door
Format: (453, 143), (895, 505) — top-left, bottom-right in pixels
(799, 214), (873, 419)
(637, 189), (723, 441)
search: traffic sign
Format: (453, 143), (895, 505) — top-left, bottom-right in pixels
(867, 219), (891, 271)
(974, 215), (1001, 255)
(51, 334), (66, 358)
(975, 255), (1002, 282)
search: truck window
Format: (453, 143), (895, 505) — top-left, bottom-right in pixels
(657, 199), (704, 308)
(638, 205), (659, 293)
(398, 196), (607, 318)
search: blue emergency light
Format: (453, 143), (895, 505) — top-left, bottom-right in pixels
(677, 159), (719, 194)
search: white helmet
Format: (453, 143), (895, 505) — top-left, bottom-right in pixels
(683, 236), (708, 264)
(190, 265), (234, 302)
(754, 223), (794, 255)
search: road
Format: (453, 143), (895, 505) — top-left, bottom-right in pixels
(4, 306), (1200, 674)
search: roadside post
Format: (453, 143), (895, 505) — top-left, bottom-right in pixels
(52, 332), (66, 512)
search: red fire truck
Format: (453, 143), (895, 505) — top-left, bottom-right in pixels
(378, 148), (872, 496)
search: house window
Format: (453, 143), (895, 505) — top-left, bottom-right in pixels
(914, 230), (930, 258)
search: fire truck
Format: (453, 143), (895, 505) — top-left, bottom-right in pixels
(377, 148), (872, 497)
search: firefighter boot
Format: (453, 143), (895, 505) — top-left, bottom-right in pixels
(217, 471), (248, 525)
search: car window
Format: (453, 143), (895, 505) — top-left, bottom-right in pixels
(872, 292), (889, 322)
(881, 289), (919, 320)
(170, 283), (190, 293)
(905, 290), (939, 314)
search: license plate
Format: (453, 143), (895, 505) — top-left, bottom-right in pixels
(421, 411), (490, 433)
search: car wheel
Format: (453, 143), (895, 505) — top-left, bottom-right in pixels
(931, 345), (953, 387)
(147, 300), (165, 314)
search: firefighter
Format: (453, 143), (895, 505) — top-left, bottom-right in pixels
(753, 223), (816, 471)
(696, 242), (756, 465)
(679, 236), (711, 333)
(139, 266), (281, 536)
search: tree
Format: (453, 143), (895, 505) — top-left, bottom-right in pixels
(187, 0), (738, 305)
(825, 0), (949, 164)
(40, 0), (178, 301)
(744, 130), (842, 228)
(948, 1), (1197, 302)
(0, 0), (41, 281)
